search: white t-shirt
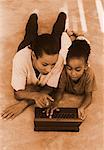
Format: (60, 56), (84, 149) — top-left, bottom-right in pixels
(11, 47), (38, 91)
(11, 32), (89, 91)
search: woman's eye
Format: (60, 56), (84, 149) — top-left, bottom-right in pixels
(52, 63), (55, 66)
(43, 64), (48, 66)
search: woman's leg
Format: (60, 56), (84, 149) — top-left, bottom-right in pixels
(17, 13), (38, 51)
(51, 12), (66, 40)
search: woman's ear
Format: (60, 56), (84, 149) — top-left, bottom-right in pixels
(31, 51), (37, 60)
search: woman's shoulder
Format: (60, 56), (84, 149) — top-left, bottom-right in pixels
(13, 47), (32, 62)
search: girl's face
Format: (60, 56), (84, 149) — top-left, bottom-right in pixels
(66, 57), (87, 81)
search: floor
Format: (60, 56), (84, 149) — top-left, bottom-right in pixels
(0, 0), (104, 150)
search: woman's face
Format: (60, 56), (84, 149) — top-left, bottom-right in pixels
(32, 51), (58, 75)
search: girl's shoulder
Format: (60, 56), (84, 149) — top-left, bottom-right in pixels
(84, 66), (96, 81)
(85, 66), (95, 75)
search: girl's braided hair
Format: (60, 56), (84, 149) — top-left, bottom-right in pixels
(66, 39), (91, 63)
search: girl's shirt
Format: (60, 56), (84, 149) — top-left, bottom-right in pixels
(58, 66), (97, 95)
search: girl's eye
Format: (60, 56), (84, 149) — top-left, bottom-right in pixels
(75, 68), (81, 72)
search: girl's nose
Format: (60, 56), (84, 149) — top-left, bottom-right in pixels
(71, 70), (76, 77)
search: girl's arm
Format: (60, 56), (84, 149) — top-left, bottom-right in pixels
(78, 92), (92, 120)
(79, 92), (92, 109)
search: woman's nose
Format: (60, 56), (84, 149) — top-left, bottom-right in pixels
(45, 66), (52, 73)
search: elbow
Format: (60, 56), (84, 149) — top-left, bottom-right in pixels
(88, 93), (92, 104)
(14, 90), (22, 101)
(88, 99), (91, 105)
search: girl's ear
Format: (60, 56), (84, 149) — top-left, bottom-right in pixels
(51, 12), (66, 39)
(84, 63), (88, 70)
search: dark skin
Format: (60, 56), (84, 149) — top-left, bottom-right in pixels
(46, 57), (92, 120)
(46, 91), (92, 120)
(1, 85), (54, 120)
(46, 88), (64, 118)
(1, 32), (84, 120)
(1, 101), (28, 120)
(1, 45), (59, 120)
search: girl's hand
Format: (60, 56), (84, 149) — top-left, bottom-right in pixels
(45, 101), (60, 118)
(1, 101), (28, 120)
(78, 107), (86, 120)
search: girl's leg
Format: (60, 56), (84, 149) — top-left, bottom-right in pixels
(17, 13), (38, 51)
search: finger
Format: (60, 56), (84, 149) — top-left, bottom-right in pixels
(41, 98), (49, 107)
(10, 113), (20, 120)
(80, 115), (84, 120)
(1, 107), (17, 117)
(2, 107), (13, 115)
(78, 111), (85, 120)
(49, 109), (54, 117)
(5, 112), (15, 120)
(42, 109), (46, 113)
(49, 106), (57, 116)
(9, 109), (24, 120)
(40, 99), (47, 107)
(47, 95), (54, 102)
(9, 108), (27, 120)
(36, 100), (45, 108)
(56, 108), (60, 111)
(78, 111), (81, 119)
(46, 108), (50, 116)
(35, 102), (42, 108)
(48, 106), (56, 118)
(81, 114), (87, 120)
(2, 111), (14, 120)
(2, 104), (18, 114)
(1, 110), (12, 118)
(49, 115), (52, 119)
(1, 113), (9, 119)
(45, 100), (49, 107)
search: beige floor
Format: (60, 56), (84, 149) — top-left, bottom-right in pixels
(0, 0), (104, 150)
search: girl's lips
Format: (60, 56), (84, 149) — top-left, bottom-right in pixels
(71, 77), (78, 81)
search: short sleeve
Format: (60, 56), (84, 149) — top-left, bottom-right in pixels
(85, 68), (97, 93)
(11, 54), (27, 91)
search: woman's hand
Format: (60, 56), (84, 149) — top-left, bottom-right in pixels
(34, 93), (54, 108)
(1, 101), (28, 120)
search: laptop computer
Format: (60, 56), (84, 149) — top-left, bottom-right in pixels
(34, 107), (82, 132)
